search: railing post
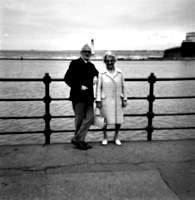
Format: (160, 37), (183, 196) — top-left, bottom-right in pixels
(146, 73), (156, 141)
(43, 73), (52, 144)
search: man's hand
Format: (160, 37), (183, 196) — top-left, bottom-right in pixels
(81, 85), (88, 90)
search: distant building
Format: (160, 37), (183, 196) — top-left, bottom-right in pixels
(164, 32), (195, 59)
(184, 32), (195, 42)
(181, 32), (195, 57)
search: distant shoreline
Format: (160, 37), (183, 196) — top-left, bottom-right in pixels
(0, 50), (194, 61)
(1, 57), (195, 61)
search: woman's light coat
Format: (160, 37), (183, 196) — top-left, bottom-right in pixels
(96, 68), (127, 124)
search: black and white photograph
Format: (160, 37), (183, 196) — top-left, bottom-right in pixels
(0, 0), (195, 199)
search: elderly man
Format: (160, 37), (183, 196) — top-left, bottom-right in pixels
(64, 44), (98, 150)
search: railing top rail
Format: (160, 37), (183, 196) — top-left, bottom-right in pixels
(156, 77), (195, 81)
(52, 77), (195, 82)
(0, 78), (43, 82)
(1, 76), (195, 82)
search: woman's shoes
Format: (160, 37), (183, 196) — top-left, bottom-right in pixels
(102, 139), (108, 146)
(102, 139), (121, 146)
(115, 139), (122, 146)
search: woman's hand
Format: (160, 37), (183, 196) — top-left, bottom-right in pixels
(122, 100), (128, 108)
(96, 101), (101, 109)
(93, 76), (98, 85)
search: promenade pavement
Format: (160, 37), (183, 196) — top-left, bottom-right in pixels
(0, 139), (195, 200)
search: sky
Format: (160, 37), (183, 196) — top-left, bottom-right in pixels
(0, 0), (195, 50)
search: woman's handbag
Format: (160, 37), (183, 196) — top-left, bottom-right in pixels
(92, 108), (106, 128)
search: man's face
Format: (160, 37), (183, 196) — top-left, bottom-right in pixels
(81, 46), (92, 61)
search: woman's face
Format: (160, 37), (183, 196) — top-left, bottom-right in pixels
(105, 56), (115, 70)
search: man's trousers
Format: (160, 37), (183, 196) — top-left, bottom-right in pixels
(72, 102), (94, 142)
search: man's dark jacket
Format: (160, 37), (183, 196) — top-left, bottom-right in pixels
(64, 57), (99, 103)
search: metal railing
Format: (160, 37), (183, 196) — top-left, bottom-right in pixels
(1, 73), (195, 144)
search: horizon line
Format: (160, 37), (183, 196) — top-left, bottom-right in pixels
(0, 49), (166, 52)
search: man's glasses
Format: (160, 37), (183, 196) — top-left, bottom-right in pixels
(82, 51), (92, 54)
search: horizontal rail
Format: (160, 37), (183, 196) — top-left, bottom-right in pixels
(156, 77), (195, 81)
(0, 128), (146, 135)
(154, 126), (195, 130)
(156, 96), (195, 100)
(1, 126), (195, 136)
(0, 116), (43, 119)
(1, 112), (195, 120)
(52, 114), (148, 118)
(0, 78), (43, 82)
(52, 126), (195, 132)
(0, 96), (195, 101)
(0, 98), (43, 102)
(1, 96), (195, 102)
(155, 112), (195, 116)
(1, 77), (195, 82)
(0, 114), (147, 120)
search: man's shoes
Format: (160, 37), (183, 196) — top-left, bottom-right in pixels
(71, 138), (79, 146)
(82, 141), (92, 149)
(71, 139), (92, 150)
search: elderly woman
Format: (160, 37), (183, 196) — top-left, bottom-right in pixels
(96, 51), (127, 146)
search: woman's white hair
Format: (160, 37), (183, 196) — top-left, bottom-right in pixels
(103, 51), (117, 63)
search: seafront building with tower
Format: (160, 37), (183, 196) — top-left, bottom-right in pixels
(164, 32), (195, 59)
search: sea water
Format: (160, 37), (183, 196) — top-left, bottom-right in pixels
(0, 57), (195, 145)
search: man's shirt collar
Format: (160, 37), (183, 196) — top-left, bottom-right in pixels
(81, 56), (88, 63)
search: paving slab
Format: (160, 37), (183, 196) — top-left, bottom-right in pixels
(0, 139), (195, 200)
(0, 173), (46, 200)
(157, 162), (195, 200)
(46, 171), (179, 200)
(0, 170), (179, 200)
